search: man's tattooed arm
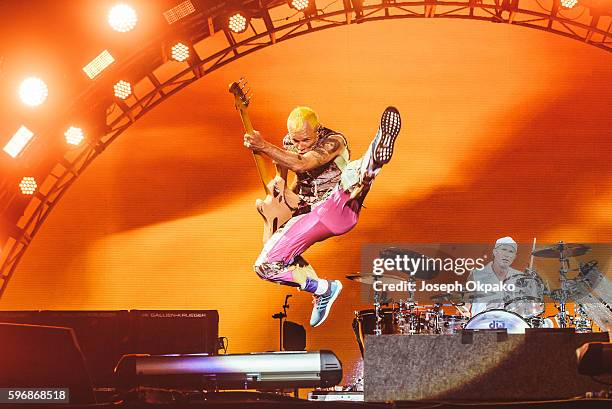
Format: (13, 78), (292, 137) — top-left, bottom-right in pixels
(260, 135), (345, 173)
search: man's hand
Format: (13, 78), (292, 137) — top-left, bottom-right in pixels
(244, 130), (267, 152)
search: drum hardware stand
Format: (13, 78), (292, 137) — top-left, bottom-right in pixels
(373, 274), (383, 336)
(407, 277), (416, 303)
(571, 304), (592, 332)
(374, 284), (393, 336)
(272, 294), (292, 350)
(556, 241), (572, 328)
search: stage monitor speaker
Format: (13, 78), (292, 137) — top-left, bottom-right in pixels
(130, 310), (219, 355)
(0, 310), (42, 324)
(39, 310), (131, 387)
(0, 323), (96, 404)
(283, 321), (306, 351)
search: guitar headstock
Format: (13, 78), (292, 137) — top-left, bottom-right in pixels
(228, 77), (252, 111)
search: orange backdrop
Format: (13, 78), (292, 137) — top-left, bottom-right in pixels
(2, 19), (612, 382)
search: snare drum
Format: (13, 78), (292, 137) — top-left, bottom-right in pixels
(503, 274), (545, 318)
(465, 309), (531, 334)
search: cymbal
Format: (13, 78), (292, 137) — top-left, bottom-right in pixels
(430, 291), (491, 304)
(546, 288), (574, 303)
(532, 243), (591, 259)
(378, 247), (441, 280)
(430, 293), (459, 304)
(346, 273), (405, 286)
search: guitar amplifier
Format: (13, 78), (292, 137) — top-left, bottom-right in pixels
(130, 310), (219, 355)
(365, 330), (610, 402)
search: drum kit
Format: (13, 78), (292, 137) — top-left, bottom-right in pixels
(348, 241), (612, 353)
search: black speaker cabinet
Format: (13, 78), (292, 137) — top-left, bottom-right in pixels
(130, 310), (219, 355)
(0, 310), (219, 387)
(39, 310), (131, 387)
(0, 323), (96, 404)
(364, 330), (610, 402)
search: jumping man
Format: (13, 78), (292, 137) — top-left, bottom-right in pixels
(243, 106), (401, 326)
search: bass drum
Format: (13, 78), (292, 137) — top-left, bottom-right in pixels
(352, 308), (397, 357)
(465, 309), (531, 334)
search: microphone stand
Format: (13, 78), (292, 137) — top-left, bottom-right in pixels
(272, 294), (292, 351)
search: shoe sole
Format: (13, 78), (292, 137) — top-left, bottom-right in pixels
(313, 280), (343, 328)
(373, 106), (401, 166)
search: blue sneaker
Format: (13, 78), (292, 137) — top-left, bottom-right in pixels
(310, 280), (343, 327)
(358, 106), (402, 186)
(373, 106), (401, 166)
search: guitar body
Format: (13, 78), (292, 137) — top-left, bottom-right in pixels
(256, 167), (300, 242)
(229, 79), (301, 243)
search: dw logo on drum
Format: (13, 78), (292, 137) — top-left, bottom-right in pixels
(488, 320), (506, 329)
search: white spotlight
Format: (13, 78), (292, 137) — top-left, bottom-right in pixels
(19, 77), (48, 107)
(108, 4), (138, 32)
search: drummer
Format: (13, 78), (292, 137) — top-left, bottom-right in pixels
(466, 236), (524, 316)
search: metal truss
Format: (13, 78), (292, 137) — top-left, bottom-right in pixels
(1, 0), (610, 299)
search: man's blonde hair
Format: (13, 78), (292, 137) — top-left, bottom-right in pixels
(287, 106), (319, 132)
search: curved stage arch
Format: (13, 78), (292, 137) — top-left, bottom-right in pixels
(1, 0), (611, 297)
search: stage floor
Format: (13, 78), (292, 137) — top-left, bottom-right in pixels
(21, 391), (612, 409)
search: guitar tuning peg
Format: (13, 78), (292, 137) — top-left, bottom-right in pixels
(238, 77), (245, 83)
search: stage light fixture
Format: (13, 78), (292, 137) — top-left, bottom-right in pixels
(108, 4), (138, 32)
(228, 12), (249, 34)
(113, 80), (132, 99)
(64, 127), (85, 146)
(3, 126), (34, 158)
(560, 0), (578, 8)
(83, 50), (115, 79)
(19, 77), (48, 107)
(19, 177), (37, 195)
(289, 0), (310, 11)
(163, 0), (196, 24)
(171, 42), (190, 62)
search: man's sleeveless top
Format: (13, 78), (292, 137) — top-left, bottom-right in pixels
(283, 125), (350, 209)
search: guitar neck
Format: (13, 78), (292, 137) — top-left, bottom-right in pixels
(238, 108), (272, 191)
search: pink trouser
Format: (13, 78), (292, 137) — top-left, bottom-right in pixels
(254, 187), (361, 286)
